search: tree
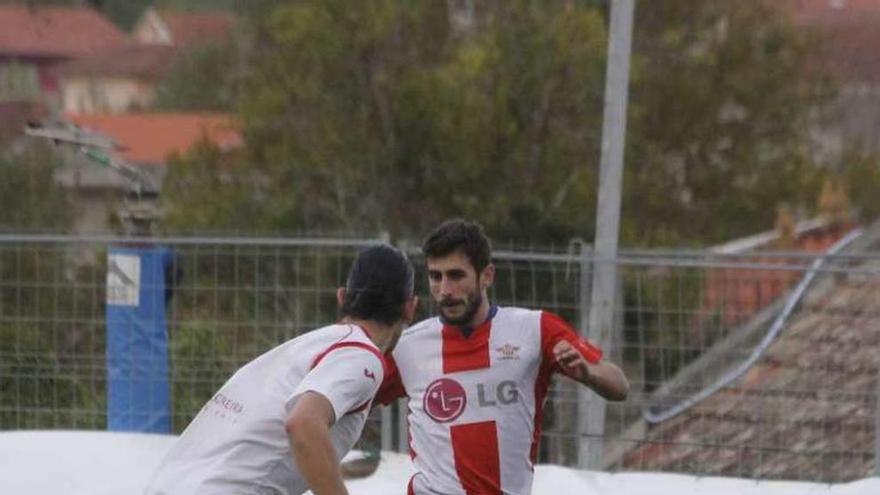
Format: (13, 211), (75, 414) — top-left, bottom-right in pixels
(161, 141), (263, 233)
(165, 0), (608, 243)
(163, 0), (854, 248)
(0, 142), (75, 231)
(0, 142), (94, 430)
(624, 0), (832, 246)
(152, 40), (241, 112)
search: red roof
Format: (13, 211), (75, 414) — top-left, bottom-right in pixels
(0, 5), (127, 59)
(56, 44), (176, 79)
(785, 0), (880, 83)
(65, 112), (243, 165)
(157, 10), (235, 49)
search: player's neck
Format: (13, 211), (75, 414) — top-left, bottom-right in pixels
(342, 317), (394, 352)
(455, 299), (493, 337)
(466, 299), (492, 328)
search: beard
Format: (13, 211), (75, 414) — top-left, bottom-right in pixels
(438, 291), (483, 327)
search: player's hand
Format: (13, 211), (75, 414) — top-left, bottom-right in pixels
(552, 340), (590, 381)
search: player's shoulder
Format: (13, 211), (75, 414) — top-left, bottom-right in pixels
(496, 306), (542, 319)
(394, 316), (441, 347)
(404, 316), (442, 336)
(494, 306), (543, 326)
(316, 322), (375, 342)
(307, 324), (381, 360)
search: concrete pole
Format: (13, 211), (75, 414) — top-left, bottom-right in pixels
(875, 363), (880, 476)
(579, 0), (635, 470)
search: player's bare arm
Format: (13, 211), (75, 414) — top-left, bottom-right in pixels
(553, 340), (629, 401)
(286, 391), (349, 495)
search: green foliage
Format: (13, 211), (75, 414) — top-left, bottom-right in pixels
(152, 40), (241, 112)
(167, 321), (238, 428)
(624, 0), (832, 246)
(0, 250), (109, 430)
(85, 0), (152, 29)
(166, 0), (608, 243)
(161, 142), (264, 232)
(840, 149), (880, 222)
(0, 61), (41, 102)
(161, 0), (859, 248)
(0, 143), (75, 231)
(0, 322), (106, 429)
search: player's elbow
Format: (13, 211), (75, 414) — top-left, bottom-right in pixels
(607, 367), (630, 401)
(606, 375), (630, 402)
(595, 363), (629, 402)
(285, 411), (320, 443)
(286, 391), (336, 442)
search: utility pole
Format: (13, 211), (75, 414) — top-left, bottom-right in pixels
(580, 0), (635, 470)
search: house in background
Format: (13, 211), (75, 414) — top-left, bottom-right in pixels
(132, 7), (236, 49)
(788, 0), (880, 154)
(0, 5), (127, 105)
(56, 44), (176, 114)
(55, 7), (236, 115)
(57, 112), (243, 233)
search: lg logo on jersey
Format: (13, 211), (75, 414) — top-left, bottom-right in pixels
(423, 378), (519, 423)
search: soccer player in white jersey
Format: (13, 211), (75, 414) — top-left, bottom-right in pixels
(145, 244), (418, 495)
(376, 219), (629, 495)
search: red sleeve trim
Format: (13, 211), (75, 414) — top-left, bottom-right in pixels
(309, 341), (388, 416)
(375, 354), (407, 405)
(310, 341), (388, 373)
(540, 311), (603, 365)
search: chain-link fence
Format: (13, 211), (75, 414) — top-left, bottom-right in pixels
(606, 227), (880, 482)
(0, 232), (878, 481)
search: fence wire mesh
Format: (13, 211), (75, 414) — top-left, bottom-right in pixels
(0, 233), (877, 481)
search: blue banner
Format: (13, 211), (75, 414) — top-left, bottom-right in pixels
(106, 247), (173, 432)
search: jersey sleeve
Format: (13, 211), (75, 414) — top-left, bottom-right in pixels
(375, 354), (406, 406)
(290, 346), (384, 422)
(540, 311), (603, 372)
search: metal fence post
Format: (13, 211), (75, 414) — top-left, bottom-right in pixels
(876, 362), (880, 477)
(580, 0), (635, 470)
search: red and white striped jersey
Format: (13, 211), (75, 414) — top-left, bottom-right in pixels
(146, 323), (386, 495)
(378, 306), (603, 495)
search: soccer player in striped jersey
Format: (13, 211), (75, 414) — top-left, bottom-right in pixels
(145, 245), (418, 495)
(377, 219), (629, 495)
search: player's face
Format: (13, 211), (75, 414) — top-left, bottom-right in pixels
(427, 250), (491, 327)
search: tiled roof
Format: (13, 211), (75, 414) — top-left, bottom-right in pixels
(617, 255), (879, 482)
(0, 5), (126, 59)
(0, 100), (47, 141)
(157, 10), (235, 49)
(785, 0), (880, 84)
(55, 44), (176, 79)
(65, 112), (243, 165)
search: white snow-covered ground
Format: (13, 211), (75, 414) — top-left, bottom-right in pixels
(0, 431), (878, 494)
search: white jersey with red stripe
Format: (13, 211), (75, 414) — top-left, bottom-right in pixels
(378, 305), (603, 495)
(145, 323), (386, 495)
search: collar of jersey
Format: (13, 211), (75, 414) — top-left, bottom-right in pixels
(341, 321), (375, 343)
(445, 303), (498, 338)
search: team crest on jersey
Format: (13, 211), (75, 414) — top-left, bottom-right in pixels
(423, 378), (467, 423)
(496, 343), (520, 360)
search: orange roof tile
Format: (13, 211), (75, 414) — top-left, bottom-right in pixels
(157, 10), (235, 49)
(0, 5), (127, 59)
(65, 112), (243, 165)
(784, 0), (880, 84)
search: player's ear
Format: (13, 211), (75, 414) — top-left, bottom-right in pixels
(403, 296), (419, 324)
(480, 263), (495, 289)
(336, 287), (346, 308)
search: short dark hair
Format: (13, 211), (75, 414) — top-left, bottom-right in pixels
(422, 219), (492, 273)
(341, 244), (414, 326)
